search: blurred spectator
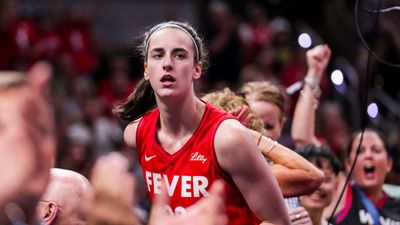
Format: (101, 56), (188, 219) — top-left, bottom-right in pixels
(1, 0), (38, 69)
(317, 101), (351, 159)
(238, 44), (280, 85)
(290, 144), (341, 225)
(333, 129), (400, 225)
(32, 9), (63, 63)
(204, 0), (241, 89)
(269, 16), (293, 68)
(238, 2), (272, 63)
(83, 97), (123, 155)
(387, 124), (400, 186)
(280, 46), (308, 88)
(58, 5), (98, 74)
(98, 55), (137, 113)
(57, 134), (93, 178)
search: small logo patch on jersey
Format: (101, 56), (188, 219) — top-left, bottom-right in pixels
(190, 152), (207, 164)
(144, 154), (157, 162)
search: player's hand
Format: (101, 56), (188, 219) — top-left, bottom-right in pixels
(229, 106), (253, 128)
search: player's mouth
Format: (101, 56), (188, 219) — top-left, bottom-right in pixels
(160, 74), (176, 82)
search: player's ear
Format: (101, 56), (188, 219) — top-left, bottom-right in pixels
(193, 62), (202, 80)
(144, 63), (149, 80)
(37, 201), (59, 225)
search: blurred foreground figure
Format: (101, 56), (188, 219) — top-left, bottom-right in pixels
(85, 152), (228, 225)
(0, 62), (55, 225)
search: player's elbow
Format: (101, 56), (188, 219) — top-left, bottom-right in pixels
(303, 169), (325, 195)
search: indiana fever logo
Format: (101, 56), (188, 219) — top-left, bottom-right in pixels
(145, 171), (209, 197)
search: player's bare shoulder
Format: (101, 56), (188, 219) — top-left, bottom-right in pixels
(123, 119), (141, 148)
(215, 119), (249, 147)
(214, 119), (255, 167)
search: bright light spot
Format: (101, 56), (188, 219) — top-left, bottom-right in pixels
(298, 33), (312, 48)
(367, 103), (379, 118)
(331, 70), (344, 85)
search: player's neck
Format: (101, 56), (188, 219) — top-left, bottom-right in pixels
(158, 97), (205, 136)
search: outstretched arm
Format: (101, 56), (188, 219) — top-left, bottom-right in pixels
(291, 44), (331, 149)
(230, 106), (324, 197)
(249, 130), (324, 197)
(215, 119), (290, 225)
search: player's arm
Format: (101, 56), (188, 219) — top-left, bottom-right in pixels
(248, 130), (324, 197)
(291, 44), (331, 148)
(123, 119), (141, 149)
(215, 119), (290, 225)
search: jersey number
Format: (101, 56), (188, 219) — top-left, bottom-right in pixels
(164, 205), (187, 216)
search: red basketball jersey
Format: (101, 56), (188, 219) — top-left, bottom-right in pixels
(136, 102), (258, 225)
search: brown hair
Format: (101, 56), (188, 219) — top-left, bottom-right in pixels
(240, 81), (287, 120)
(113, 21), (208, 123)
(346, 128), (389, 157)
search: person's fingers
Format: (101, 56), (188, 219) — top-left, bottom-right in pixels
(190, 180), (227, 225)
(236, 106), (251, 126)
(148, 182), (171, 225)
(228, 106), (242, 117)
(90, 152), (134, 202)
(242, 113), (253, 127)
(289, 206), (305, 214)
(120, 170), (135, 206)
(289, 207), (303, 220)
(208, 180), (225, 206)
(208, 180), (227, 225)
(289, 207), (311, 225)
(229, 106), (252, 127)
(151, 181), (169, 215)
(293, 217), (312, 225)
(27, 61), (52, 96)
(323, 44), (332, 60)
(317, 44), (330, 61)
(312, 46), (326, 60)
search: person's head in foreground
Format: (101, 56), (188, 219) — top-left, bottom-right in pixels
(36, 168), (92, 225)
(0, 62), (55, 224)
